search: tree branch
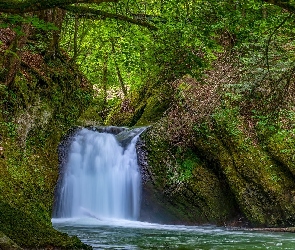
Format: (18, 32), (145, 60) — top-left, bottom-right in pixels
(265, 13), (292, 72)
(62, 5), (158, 30)
(0, 0), (118, 14)
(263, 0), (295, 13)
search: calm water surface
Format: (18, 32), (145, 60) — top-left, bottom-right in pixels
(52, 218), (295, 249)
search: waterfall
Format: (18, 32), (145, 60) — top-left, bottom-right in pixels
(53, 127), (144, 220)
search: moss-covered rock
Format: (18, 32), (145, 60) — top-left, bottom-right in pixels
(139, 88), (295, 227)
(140, 126), (240, 225)
(192, 107), (295, 226)
(0, 201), (90, 249)
(0, 52), (93, 248)
(265, 129), (295, 176)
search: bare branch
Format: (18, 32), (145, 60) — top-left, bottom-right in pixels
(263, 0), (295, 13)
(0, 0), (118, 14)
(62, 5), (158, 30)
(265, 13), (292, 72)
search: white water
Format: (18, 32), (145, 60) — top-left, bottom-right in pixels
(54, 128), (143, 220)
(52, 217), (222, 232)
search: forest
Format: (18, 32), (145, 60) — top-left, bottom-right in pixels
(0, 0), (295, 249)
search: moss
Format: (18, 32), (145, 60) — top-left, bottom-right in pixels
(193, 107), (295, 226)
(105, 83), (174, 127)
(135, 84), (173, 126)
(264, 129), (295, 176)
(0, 231), (22, 250)
(76, 104), (104, 126)
(0, 52), (93, 248)
(0, 202), (90, 249)
(105, 100), (135, 126)
(141, 127), (239, 225)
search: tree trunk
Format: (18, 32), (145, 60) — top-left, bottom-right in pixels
(38, 8), (66, 58)
(1, 23), (31, 87)
(102, 55), (108, 108)
(111, 40), (127, 97)
(73, 11), (80, 62)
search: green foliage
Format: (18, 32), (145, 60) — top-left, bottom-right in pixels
(1, 0), (295, 239)
(0, 13), (58, 32)
(0, 122), (17, 138)
(212, 107), (242, 138)
(60, 0), (295, 126)
(60, 0), (227, 112)
(177, 149), (201, 181)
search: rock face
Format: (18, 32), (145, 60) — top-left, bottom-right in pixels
(107, 75), (295, 228)
(138, 127), (241, 226)
(190, 108), (295, 227)
(0, 47), (93, 248)
(136, 136), (175, 224)
(137, 107), (295, 227)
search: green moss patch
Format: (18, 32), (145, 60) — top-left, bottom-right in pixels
(193, 107), (295, 226)
(0, 231), (22, 250)
(265, 129), (295, 176)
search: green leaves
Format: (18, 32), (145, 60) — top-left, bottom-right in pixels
(0, 13), (58, 36)
(29, 16), (59, 31)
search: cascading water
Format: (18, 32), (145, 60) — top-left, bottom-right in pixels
(53, 127), (144, 220)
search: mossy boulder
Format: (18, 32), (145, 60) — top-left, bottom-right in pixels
(140, 126), (240, 225)
(0, 201), (90, 249)
(192, 107), (295, 226)
(140, 99), (295, 227)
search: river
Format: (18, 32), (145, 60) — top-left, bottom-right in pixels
(52, 218), (295, 249)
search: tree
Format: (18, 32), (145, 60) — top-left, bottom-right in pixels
(0, 0), (157, 87)
(0, 0), (157, 29)
(2, 0), (295, 15)
(263, 0), (295, 13)
(0, 0), (118, 13)
(2, 0), (295, 98)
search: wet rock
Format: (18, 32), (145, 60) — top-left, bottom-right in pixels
(136, 137), (153, 184)
(0, 231), (22, 250)
(85, 125), (127, 135)
(53, 126), (82, 217)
